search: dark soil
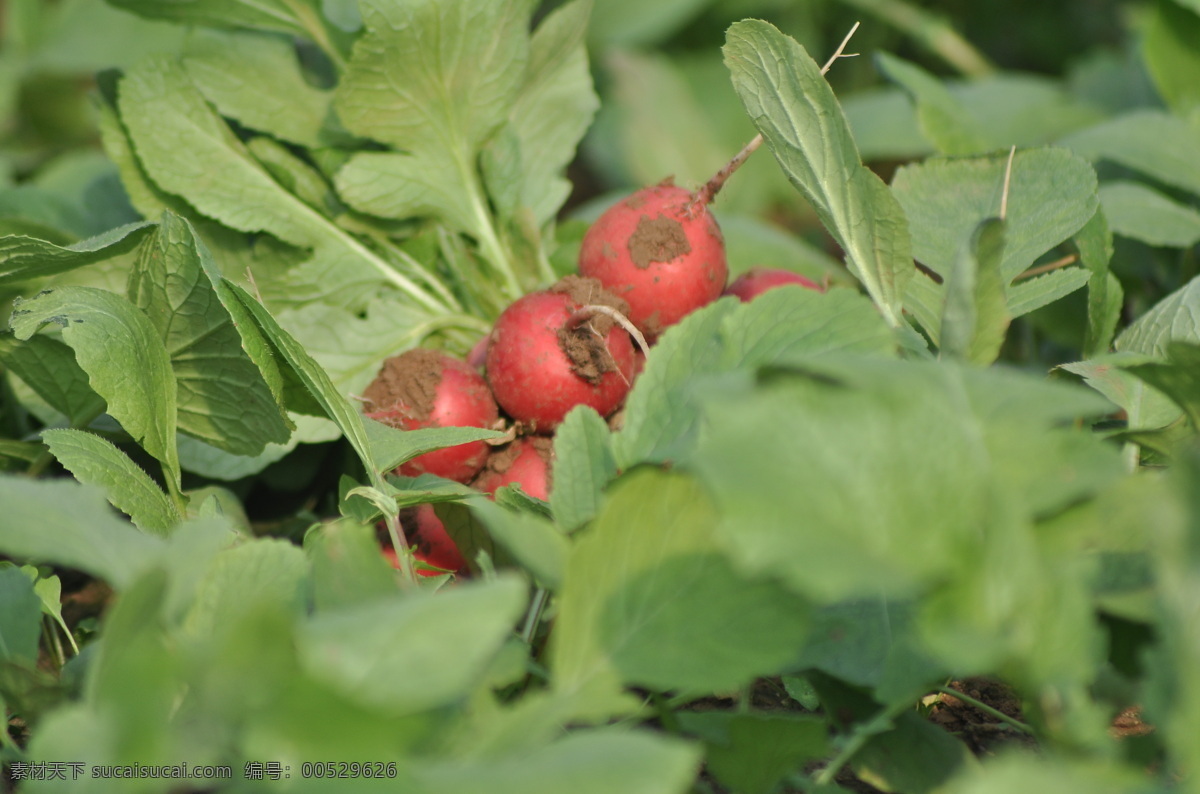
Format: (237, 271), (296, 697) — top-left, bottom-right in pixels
(360, 348), (445, 420)
(552, 275), (631, 383)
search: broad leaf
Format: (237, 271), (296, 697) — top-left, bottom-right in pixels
(1099, 180), (1200, 248)
(0, 333), (105, 427)
(551, 406), (616, 533)
(1062, 110), (1200, 198)
(0, 566), (42, 666)
(183, 538), (309, 637)
(0, 222), (153, 286)
(129, 211), (293, 455)
(9, 286), (181, 488)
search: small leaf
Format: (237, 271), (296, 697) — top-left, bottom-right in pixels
(551, 406), (617, 532)
(364, 418), (506, 475)
(469, 498), (568, 589)
(9, 286), (181, 489)
(940, 218), (1009, 364)
(1005, 266), (1093, 317)
(41, 429), (179, 535)
(1124, 342), (1200, 429)
(1116, 274), (1200, 356)
(1075, 209), (1120, 358)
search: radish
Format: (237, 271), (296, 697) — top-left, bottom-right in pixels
(362, 349), (499, 483)
(578, 180), (727, 339)
(473, 437), (553, 501)
(382, 504), (467, 577)
(485, 276), (637, 433)
(725, 267), (824, 302)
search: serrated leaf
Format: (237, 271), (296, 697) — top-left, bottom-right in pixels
(940, 218), (1009, 363)
(129, 212), (293, 455)
(1116, 274), (1200, 356)
(1059, 355), (1182, 431)
(551, 406), (616, 532)
(183, 28), (334, 148)
(725, 20), (913, 326)
(364, 418), (506, 475)
(550, 469), (811, 709)
(1006, 266), (1093, 317)
(1062, 110), (1200, 198)
(300, 576), (525, 714)
(118, 56), (440, 312)
(184, 538), (308, 637)
(0, 477), (164, 590)
(223, 281), (383, 483)
(9, 286), (180, 489)
(41, 429), (179, 535)
(615, 289), (895, 468)
(892, 148), (1098, 283)
(0, 333), (105, 427)
(0, 221), (153, 286)
(1099, 180), (1200, 247)
(875, 52), (989, 155)
(0, 566), (42, 665)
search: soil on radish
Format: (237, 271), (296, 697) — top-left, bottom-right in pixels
(360, 348), (443, 421)
(476, 436), (554, 495)
(551, 275), (631, 385)
(628, 214), (691, 268)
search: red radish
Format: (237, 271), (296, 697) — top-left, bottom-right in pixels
(725, 267), (824, 302)
(578, 181), (727, 339)
(474, 437), (553, 501)
(486, 276), (636, 433)
(362, 349), (499, 483)
(382, 504), (467, 576)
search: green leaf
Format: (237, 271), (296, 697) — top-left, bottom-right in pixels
(551, 469), (811, 707)
(106, 0), (319, 39)
(0, 333), (105, 427)
(891, 148), (1099, 283)
(875, 52), (990, 155)
(41, 429), (180, 535)
(725, 20), (913, 327)
(510, 0), (598, 225)
(223, 280), (379, 482)
(1124, 342), (1200, 428)
(9, 286), (181, 489)
(1143, 0), (1200, 116)
(128, 211), (293, 455)
(940, 218), (1009, 364)
(183, 538), (308, 637)
(1062, 110), (1200, 198)
(1005, 266), (1093, 317)
(1098, 180), (1200, 248)
(118, 56), (440, 311)
(551, 406), (616, 532)
(1059, 355), (1182, 431)
(307, 520), (398, 610)
(0, 477), (164, 590)
(364, 418), (506, 475)
(1075, 209), (1120, 358)
(615, 288), (894, 468)
(0, 221), (153, 286)
(469, 498), (568, 589)
(182, 28), (334, 148)
(1116, 274), (1200, 356)
(940, 755), (1157, 794)
(688, 358), (1121, 603)
(334, 0), (535, 238)
(852, 711), (974, 794)
(299, 576), (525, 715)
(676, 712), (828, 794)
(0, 565), (42, 665)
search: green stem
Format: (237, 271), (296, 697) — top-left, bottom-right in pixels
(456, 153), (524, 302)
(933, 685), (1035, 736)
(280, 0), (347, 71)
(383, 511), (419, 589)
(837, 0), (995, 76)
(520, 587), (550, 646)
(814, 698), (913, 786)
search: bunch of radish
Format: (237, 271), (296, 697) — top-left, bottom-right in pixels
(362, 175), (821, 577)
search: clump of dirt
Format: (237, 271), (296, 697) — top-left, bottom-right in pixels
(629, 214), (690, 269)
(476, 435), (554, 485)
(928, 677), (1036, 756)
(552, 276), (632, 384)
(360, 348), (444, 423)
